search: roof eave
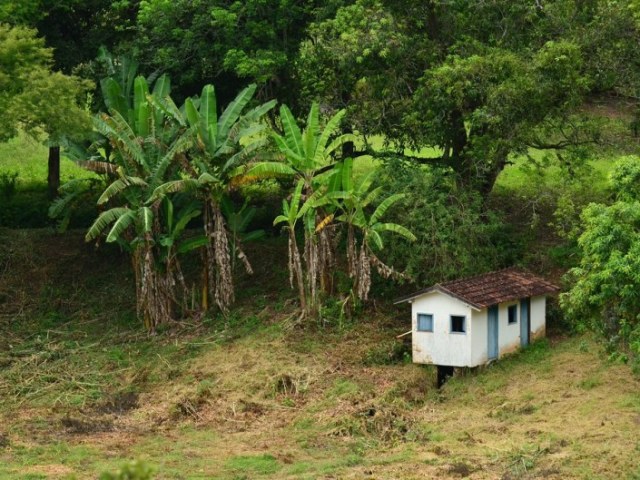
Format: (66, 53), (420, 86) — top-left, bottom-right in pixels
(394, 285), (483, 311)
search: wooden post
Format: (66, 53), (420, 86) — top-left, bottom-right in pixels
(436, 365), (454, 388)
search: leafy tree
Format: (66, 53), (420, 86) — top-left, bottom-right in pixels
(273, 179), (309, 311)
(1, 1), (139, 196)
(220, 196), (266, 273)
(251, 104), (414, 315)
(298, 0), (640, 196)
(561, 156), (640, 369)
(328, 158), (415, 301)
(374, 158), (510, 286)
(0, 24), (93, 196)
(248, 103), (354, 316)
(134, 0), (345, 106)
(85, 75), (194, 330)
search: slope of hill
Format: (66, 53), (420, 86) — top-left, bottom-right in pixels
(0, 229), (638, 479)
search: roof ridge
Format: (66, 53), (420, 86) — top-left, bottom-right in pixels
(440, 266), (526, 286)
(395, 267), (559, 306)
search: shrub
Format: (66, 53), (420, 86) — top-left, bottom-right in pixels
(561, 156), (640, 367)
(374, 158), (512, 288)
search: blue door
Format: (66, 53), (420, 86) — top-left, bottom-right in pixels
(520, 298), (530, 347)
(488, 305), (499, 360)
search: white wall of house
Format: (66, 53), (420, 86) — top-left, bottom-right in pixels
(498, 301), (522, 355)
(470, 308), (488, 366)
(411, 292), (473, 367)
(530, 295), (546, 339)
(411, 293), (549, 367)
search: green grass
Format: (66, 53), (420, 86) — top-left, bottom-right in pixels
(495, 148), (614, 193)
(225, 454), (281, 476)
(0, 133), (100, 228)
(0, 136), (638, 479)
(0, 132), (96, 190)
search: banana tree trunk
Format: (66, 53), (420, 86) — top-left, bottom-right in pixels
(212, 204), (234, 312)
(288, 230), (306, 312)
(355, 244), (372, 302)
(303, 230), (319, 318)
(47, 146), (60, 198)
(318, 226), (335, 295)
(202, 203), (215, 312)
(347, 225), (357, 278)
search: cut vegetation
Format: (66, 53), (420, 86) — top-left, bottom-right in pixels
(0, 230), (638, 479)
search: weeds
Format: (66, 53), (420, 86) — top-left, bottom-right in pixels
(226, 454), (280, 476)
(330, 403), (430, 443)
(0, 170), (18, 199)
(99, 461), (154, 480)
(363, 340), (411, 366)
(274, 372), (309, 397)
(502, 443), (550, 477)
(1, 230), (639, 479)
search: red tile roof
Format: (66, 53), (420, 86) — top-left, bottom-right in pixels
(395, 268), (560, 308)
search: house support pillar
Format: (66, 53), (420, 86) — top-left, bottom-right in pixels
(436, 365), (454, 388)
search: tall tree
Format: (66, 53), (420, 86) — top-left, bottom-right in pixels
(298, 0), (640, 195)
(247, 103), (354, 316)
(0, 24), (92, 196)
(0, 0), (138, 196)
(562, 156), (640, 368)
(85, 74), (195, 330)
(134, 0), (346, 107)
(151, 83), (276, 313)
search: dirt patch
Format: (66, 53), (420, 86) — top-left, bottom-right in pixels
(60, 415), (114, 434)
(446, 462), (475, 477)
(97, 391), (139, 414)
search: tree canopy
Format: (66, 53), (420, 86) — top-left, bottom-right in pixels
(0, 23), (91, 143)
(298, 0), (640, 193)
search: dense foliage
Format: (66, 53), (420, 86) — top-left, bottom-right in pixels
(562, 156), (640, 368)
(0, 24), (91, 143)
(376, 158), (512, 286)
(1, 0), (640, 356)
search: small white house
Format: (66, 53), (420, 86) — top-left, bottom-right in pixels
(395, 268), (559, 369)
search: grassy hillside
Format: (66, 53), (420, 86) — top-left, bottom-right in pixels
(0, 229), (638, 479)
(0, 133), (99, 228)
(0, 133), (96, 197)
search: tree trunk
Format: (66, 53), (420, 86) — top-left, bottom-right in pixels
(477, 149), (510, 200)
(212, 203), (234, 312)
(289, 231), (306, 312)
(446, 110), (469, 178)
(347, 225), (357, 278)
(47, 146), (61, 198)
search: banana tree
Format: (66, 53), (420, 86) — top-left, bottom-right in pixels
(150, 83), (276, 312)
(273, 179), (308, 312)
(328, 158), (416, 301)
(85, 75), (193, 330)
(220, 196), (266, 273)
(245, 103), (354, 312)
(245, 103), (354, 190)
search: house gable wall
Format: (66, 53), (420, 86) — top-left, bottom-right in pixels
(411, 292), (473, 367)
(470, 308), (488, 366)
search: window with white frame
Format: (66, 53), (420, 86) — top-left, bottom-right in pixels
(417, 313), (433, 332)
(508, 304), (518, 324)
